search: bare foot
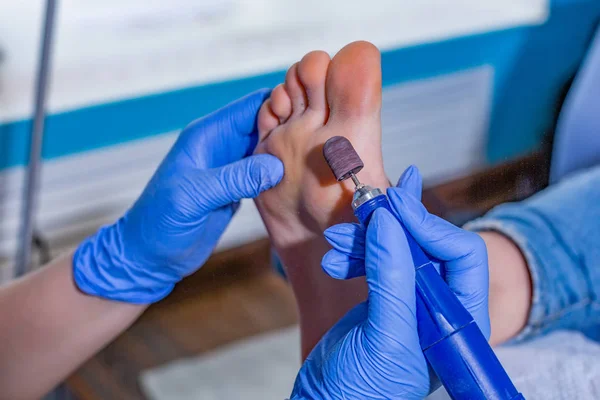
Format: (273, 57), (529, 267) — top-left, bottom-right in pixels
(253, 41), (389, 357)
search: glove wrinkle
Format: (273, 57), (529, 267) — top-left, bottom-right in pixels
(294, 166), (491, 396)
(72, 89), (280, 304)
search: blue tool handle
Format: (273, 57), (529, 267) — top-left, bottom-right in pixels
(355, 194), (523, 400)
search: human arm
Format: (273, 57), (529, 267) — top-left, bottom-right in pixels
(0, 89), (283, 399)
(0, 254), (145, 400)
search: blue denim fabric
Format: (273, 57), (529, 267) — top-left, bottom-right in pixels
(466, 166), (600, 343)
(551, 25), (600, 183)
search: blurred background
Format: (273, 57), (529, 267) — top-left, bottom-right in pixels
(0, 0), (599, 398)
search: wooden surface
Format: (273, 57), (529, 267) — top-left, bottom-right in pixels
(65, 152), (548, 399)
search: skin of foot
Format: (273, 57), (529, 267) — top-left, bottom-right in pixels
(253, 41), (390, 357)
(253, 41), (534, 356)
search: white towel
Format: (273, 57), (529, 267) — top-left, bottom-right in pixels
(428, 330), (600, 400)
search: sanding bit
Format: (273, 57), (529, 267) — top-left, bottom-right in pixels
(323, 136), (364, 184)
(323, 136), (383, 210)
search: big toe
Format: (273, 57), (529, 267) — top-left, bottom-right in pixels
(326, 41), (382, 120)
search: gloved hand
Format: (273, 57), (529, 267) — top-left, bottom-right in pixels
(73, 89), (284, 304)
(291, 165), (490, 399)
(322, 165), (490, 338)
(292, 207), (429, 399)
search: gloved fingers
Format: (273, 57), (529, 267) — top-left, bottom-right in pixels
(387, 187), (491, 338)
(443, 260), (490, 339)
(179, 89), (272, 168)
(323, 223), (366, 256)
(202, 154), (284, 209)
(396, 165), (423, 201)
(364, 208), (417, 335)
(387, 187), (486, 267)
(305, 302), (369, 364)
(321, 249), (366, 279)
(322, 223), (366, 278)
(220, 88), (272, 156)
(322, 163), (424, 255)
(169, 205), (236, 276)
(204, 89), (271, 145)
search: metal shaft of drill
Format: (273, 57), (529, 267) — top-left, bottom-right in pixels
(349, 172), (361, 188)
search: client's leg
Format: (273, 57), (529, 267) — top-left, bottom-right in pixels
(479, 232), (532, 345)
(467, 165), (600, 345)
(254, 41), (389, 357)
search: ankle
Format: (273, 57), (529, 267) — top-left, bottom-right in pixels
(481, 232), (532, 345)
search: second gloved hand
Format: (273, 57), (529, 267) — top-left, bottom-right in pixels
(322, 165), (490, 339)
(292, 166), (491, 399)
(73, 89), (284, 303)
(292, 208), (429, 399)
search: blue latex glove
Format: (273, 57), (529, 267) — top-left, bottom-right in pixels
(291, 165), (490, 399)
(73, 89), (284, 304)
(322, 165), (490, 338)
(292, 207), (429, 399)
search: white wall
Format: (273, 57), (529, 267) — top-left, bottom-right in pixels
(0, 0), (546, 121)
(0, 0), (548, 279)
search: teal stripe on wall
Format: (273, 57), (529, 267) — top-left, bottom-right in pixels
(1, 0), (599, 171)
(0, 71), (285, 170)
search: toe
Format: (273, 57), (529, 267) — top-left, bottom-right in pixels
(297, 50), (330, 118)
(326, 41), (382, 120)
(285, 63), (308, 115)
(257, 99), (280, 141)
(270, 83), (292, 123)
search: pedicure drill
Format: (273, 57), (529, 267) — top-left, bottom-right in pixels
(323, 136), (524, 400)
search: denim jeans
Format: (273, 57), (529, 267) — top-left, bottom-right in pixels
(550, 25), (600, 183)
(466, 165), (600, 343)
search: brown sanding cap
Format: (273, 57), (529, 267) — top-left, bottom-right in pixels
(323, 136), (364, 181)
